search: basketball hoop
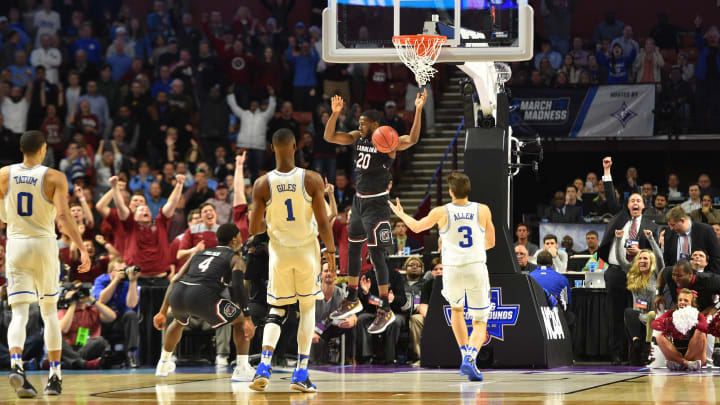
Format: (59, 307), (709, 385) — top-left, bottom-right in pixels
(392, 34), (447, 87)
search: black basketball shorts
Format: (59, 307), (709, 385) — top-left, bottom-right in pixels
(169, 282), (241, 328)
(348, 194), (394, 249)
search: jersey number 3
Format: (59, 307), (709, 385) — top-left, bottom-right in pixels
(458, 226), (473, 248)
(17, 192), (33, 216)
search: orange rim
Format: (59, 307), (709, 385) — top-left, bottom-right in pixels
(392, 34), (447, 58)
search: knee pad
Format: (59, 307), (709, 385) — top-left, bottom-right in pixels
(266, 305), (288, 326)
(470, 308), (490, 323)
(368, 246), (390, 285)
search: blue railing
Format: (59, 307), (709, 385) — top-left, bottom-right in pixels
(416, 119), (464, 214)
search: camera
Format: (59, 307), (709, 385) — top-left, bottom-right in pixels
(119, 266), (141, 276)
(57, 282), (93, 308)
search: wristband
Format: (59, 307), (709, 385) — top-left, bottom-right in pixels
(655, 289), (660, 296)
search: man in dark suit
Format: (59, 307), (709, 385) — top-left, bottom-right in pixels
(333, 172), (355, 213)
(662, 206), (720, 274)
(596, 157), (658, 365)
(392, 220), (421, 255)
(543, 190), (583, 223)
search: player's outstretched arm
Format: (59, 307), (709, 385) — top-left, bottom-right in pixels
(248, 176), (269, 235)
(154, 255), (194, 330)
(324, 95), (360, 145)
(233, 151), (247, 207)
(50, 170), (90, 273)
(479, 204), (496, 250)
(388, 197), (444, 233)
(396, 89), (427, 151)
(307, 171), (337, 271)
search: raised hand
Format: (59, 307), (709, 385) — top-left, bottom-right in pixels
(388, 197), (404, 217)
(175, 174), (186, 186)
(95, 234), (106, 245)
(77, 249), (91, 273)
(74, 185), (85, 200)
(360, 275), (372, 295)
(236, 150), (246, 167)
(615, 229), (624, 238)
(331, 95), (344, 114)
(643, 229), (654, 239)
(414, 89), (428, 110)
(324, 177), (334, 195)
(109, 176), (119, 189)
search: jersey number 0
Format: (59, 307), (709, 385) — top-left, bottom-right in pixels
(17, 192), (33, 216)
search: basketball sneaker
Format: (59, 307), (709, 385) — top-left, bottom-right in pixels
(44, 374), (62, 395)
(368, 308), (395, 334)
(249, 363), (272, 391)
(9, 365), (37, 398)
(685, 360), (703, 372)
(329, 299), (363, 320)
(460, 356), (484, 382)
(155, 359), (176, 377)
(666, 360), (686, 371)
(290, 368), (317, 393)
(231, 363), (255, 382)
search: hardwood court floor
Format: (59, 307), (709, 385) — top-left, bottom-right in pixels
(2, 365), (719, 404)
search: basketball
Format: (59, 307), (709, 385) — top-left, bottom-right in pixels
(372, 126), (399, 154)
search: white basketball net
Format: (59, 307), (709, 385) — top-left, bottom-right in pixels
(392, 35), (447, 87)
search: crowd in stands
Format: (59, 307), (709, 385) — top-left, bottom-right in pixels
(510, 4), (720, 134)
(0, 0), (719, 370)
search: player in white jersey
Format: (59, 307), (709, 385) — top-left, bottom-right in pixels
(0, 131), (89, 398)
(248, 129), (337, 392)
(389, 171), (495, 382)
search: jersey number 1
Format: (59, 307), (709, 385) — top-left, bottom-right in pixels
(17, 192), (33, 216)
(284, 199), (296, 221)
(458, 226), (473, 248)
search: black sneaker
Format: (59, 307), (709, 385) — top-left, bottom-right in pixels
(44, 374), (62, 395)
(329, 299), (363, 320)
(9, 365), (37, 398)
(368, 308), (396, 334)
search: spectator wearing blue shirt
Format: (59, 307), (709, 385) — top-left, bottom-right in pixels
(129, 160), (156, 195)
(534, 40), (563, 70)
(286, 39), (319, 111)
(72, 23), (103, 66)
(147, 0), (175, 42)
(693, 17), (720, 132)
(146, 181), (167, 218)
(93, 257), (141, 368)
(151, 65), (172, 98)
(595, 43), (636, 85)
(106, 41), (133, 82)
(7, 49), (35, 87)
(77, 80), (111, 135)
(529, 251), (572, 311)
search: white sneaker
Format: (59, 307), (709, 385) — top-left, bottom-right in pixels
(215, 355), (229, 367)
(231, 363), (255, 382)
(155, 359), (176, 377)
(685, 360), (703, 372)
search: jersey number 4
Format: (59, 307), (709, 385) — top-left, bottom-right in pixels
(458, 226), (473, 248)
(356, 152), (370, 169)
(198, 257), (214, 272)
(17, 192), (33, 216)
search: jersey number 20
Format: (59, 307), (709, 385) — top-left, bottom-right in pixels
(458, 226), (473, 248)
(17, 192), (33, 216)
(356, 152), (370, 169)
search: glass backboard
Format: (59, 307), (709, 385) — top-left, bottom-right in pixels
(322, 0), (533, 63)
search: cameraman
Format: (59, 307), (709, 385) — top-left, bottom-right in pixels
(92, 257), (140, 367)
(58, 284), (116, 369)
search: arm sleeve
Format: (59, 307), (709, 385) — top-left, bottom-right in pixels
(231, 270), (250, 316)
(604, 180), (621, 214)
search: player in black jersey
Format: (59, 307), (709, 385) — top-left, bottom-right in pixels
(324, 90), (427, 334)
(152, 223), (255, 380)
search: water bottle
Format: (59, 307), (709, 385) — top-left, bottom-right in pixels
(588, 257), (597, 273)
